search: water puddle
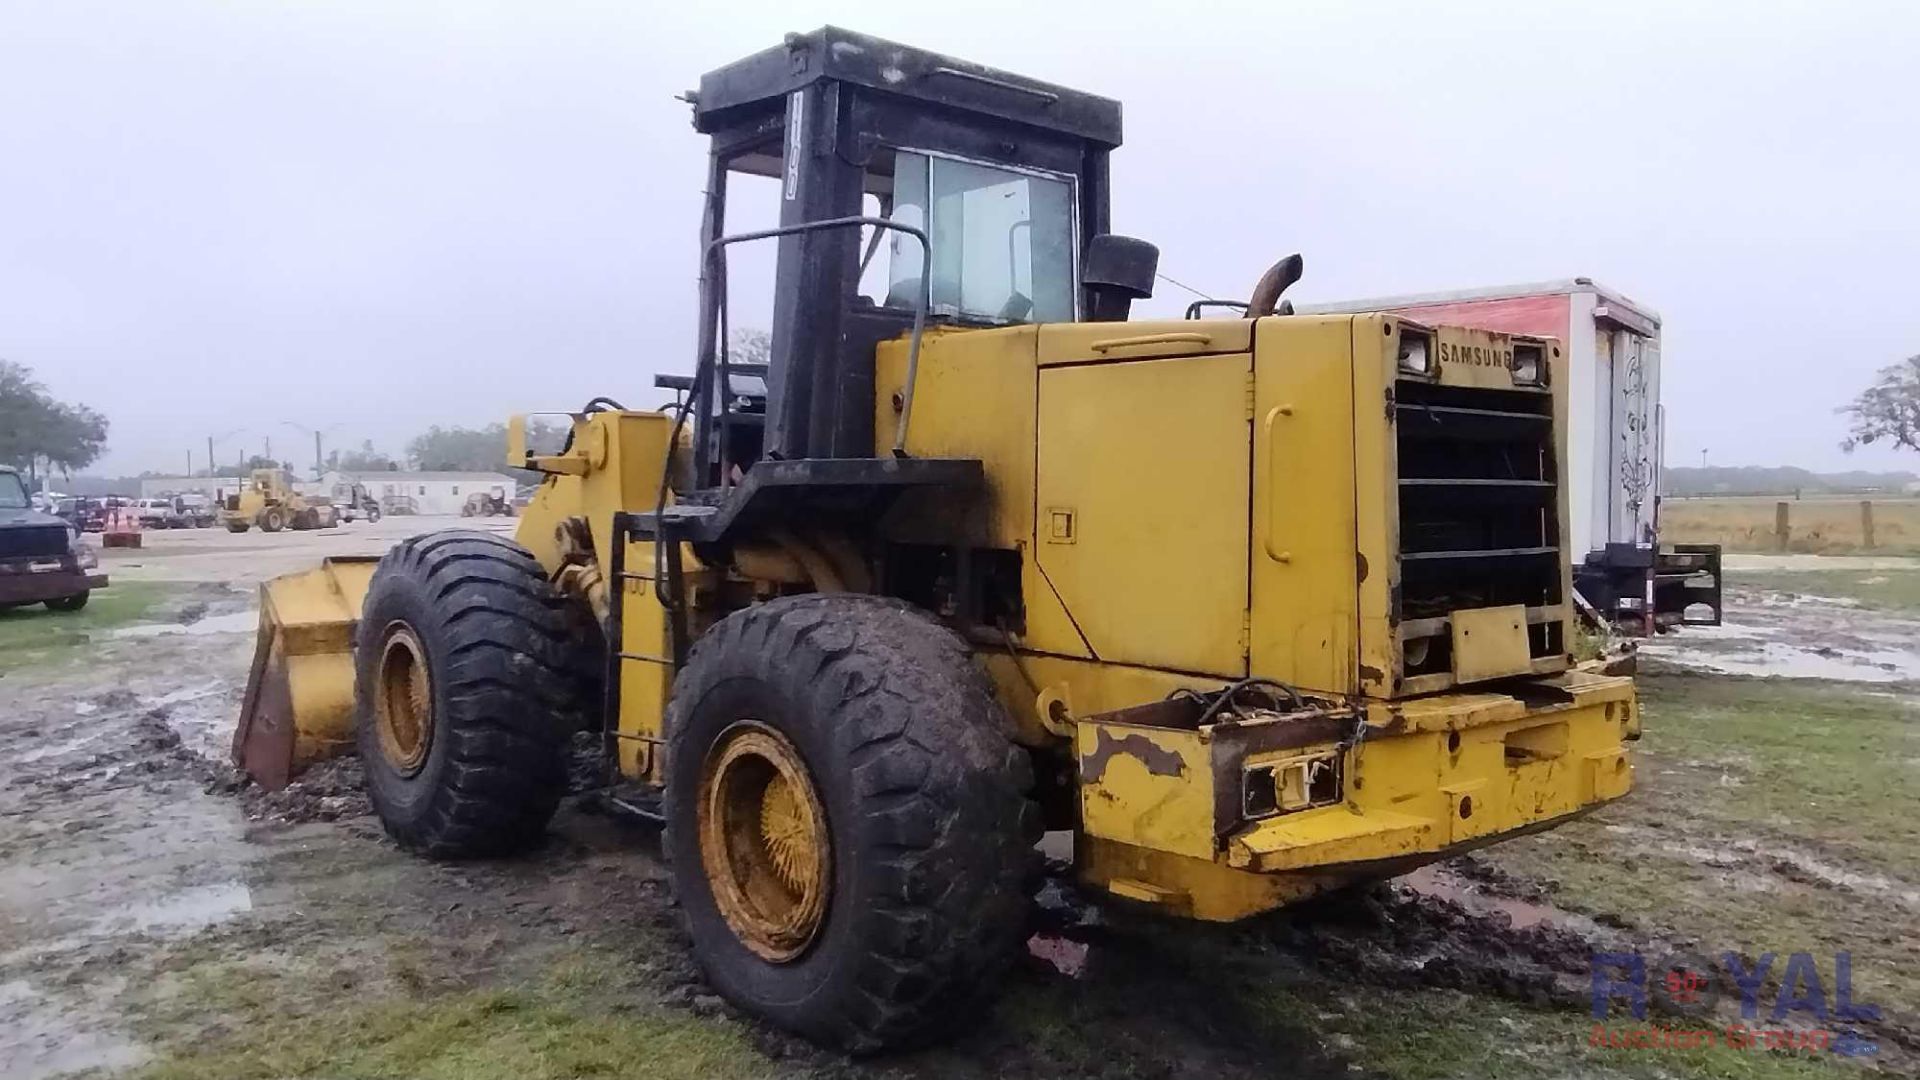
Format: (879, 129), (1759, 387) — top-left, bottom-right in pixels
(111, 610), (258, 639)
(1722, 554), (1920, 573)
(1641, 581), (1920, 683)
(1644, 628), (1920, 683)
(1402, 864), (1602, 934)
(0, 979), (147, 1080)
(93, 881), (253, 935)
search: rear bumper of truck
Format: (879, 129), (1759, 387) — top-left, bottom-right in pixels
(1074, 669), (1636, 920)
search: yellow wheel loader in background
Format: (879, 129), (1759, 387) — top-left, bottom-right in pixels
(221, 468), (339, 533)
(231, 28), (1638, 1052)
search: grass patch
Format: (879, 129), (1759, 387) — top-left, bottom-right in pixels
(0, 579), (173, 673)
(1728, 565), (1920, 616)
(1483, 673), (1920, 1015)
(133, 952), (769, 1080)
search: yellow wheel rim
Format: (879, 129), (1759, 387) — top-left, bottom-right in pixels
(697, 721), (830, 962)
(373, 623), (434, 775)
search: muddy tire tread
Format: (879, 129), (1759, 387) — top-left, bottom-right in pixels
(664, 593), (1040, 1052)
(356, 530), (589, 858)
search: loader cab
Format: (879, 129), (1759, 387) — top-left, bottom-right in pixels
(683, 27), (1131, 482)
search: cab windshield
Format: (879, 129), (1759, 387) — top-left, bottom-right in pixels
(883, 151), (1075, 324)
(0, 473), (29, 510)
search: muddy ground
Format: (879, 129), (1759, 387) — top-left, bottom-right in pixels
(2, 528), (1916, 1079)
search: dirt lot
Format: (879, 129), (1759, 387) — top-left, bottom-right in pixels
(2, 524), (1917, 1078)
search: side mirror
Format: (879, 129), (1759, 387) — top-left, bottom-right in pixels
(1082, 234), (1159, 322)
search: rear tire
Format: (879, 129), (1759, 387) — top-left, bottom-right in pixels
(354, 530), (594, 858)
(45, 592), (89, 613)
(664, 594), (1039, 1052)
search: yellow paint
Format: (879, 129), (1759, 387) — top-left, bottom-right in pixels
(234, 557), (377, 778)
(1037, 318), (1251, 366)
(1076, 721), (1216, 859)
(510, 410), (679, 781)
(875, 327), (1095, 660)
(977, 651), (1221, 747)
(615, 538), (673, 782)
(1077, 835), (1339, 922)
(1449, 604), (1532, 683)
(1250, 316), (1359, 695)
(1350, 315), (1401, 697)
(1036, 353), (1251, 676)
(1070, 654), (1632, 914)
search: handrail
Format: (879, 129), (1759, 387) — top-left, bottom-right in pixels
(1088, 331), (1213, 353)
(1184, 299), (1248, 320)
(700, 215), (932, 457)
(653, 216), (933, 608)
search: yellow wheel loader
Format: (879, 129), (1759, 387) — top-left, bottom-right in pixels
(231, 28), (1638, 1052)
(221, 468), (339, 533)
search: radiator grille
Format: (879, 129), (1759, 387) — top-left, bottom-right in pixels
(0, 525), (71, 560)
(1395, 380), (1563, 678)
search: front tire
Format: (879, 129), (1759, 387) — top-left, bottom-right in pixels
(664, 594), (1039, 1052)
(45, 592), (89, 613)
(260, 508), (286, 533)
(354, 530), (593, 858)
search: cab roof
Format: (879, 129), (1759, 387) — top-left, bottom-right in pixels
(690, 26), (1123, 148)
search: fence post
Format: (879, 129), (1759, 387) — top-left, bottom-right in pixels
(1861, 500), (1876, 549)
(1775, 501), (1790, 551)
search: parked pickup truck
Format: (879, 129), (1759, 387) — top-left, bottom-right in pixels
(133, 498), (177, 528)
(0, 467), (108, 612)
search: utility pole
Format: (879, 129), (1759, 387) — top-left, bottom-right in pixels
(207, 436), (214, 477)
(280, 421), (345, 479)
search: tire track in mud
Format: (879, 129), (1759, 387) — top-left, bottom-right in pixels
(1239, 857), (1920, 1068)
(0, 585), (261, 1079)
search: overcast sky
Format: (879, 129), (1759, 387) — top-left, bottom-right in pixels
(3, 1), (1916, 477)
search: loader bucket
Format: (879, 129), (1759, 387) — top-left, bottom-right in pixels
(232, 556), (379, 789)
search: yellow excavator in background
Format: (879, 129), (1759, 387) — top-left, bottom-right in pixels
(230, 28), (1637, 1052)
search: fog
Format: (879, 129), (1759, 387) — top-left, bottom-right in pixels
(3, 1), (1915, 476)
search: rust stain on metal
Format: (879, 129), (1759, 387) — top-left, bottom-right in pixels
(1358, 663), (1386, 684)
(1081, 728), (1186, 784)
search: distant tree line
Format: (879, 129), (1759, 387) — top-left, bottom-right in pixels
(0, 360), (108, 489)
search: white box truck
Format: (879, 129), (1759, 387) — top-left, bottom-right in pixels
(1303, 278), (1720, 634)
